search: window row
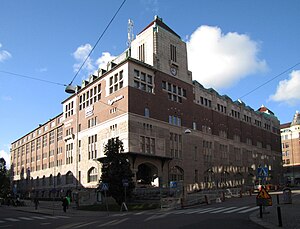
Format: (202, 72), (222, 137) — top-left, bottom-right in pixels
(109, 70), (123, 94)
(162, 81), (186, 103)
(79, 84), (102, 110)
(65, 101), (74, 118)
(13, 118), (63, 148)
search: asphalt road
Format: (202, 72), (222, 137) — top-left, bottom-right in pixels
(0, 196), (264, 229)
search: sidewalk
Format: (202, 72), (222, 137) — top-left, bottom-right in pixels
(8, 200), (109, 217)
(250, 190), (300, 229)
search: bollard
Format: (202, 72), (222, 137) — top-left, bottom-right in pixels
(259, 205), (263, 218)
(239, 190), (242, 198)
(277, 206), (283, 227)
(277, 194), (280, 205)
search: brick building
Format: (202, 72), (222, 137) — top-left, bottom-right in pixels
(10, 16), (282, 198)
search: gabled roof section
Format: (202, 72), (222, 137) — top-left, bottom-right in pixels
(257, 104), (275, 116)
(138, 15), (181, 39)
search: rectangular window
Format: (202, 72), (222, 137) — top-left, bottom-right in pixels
(144, 108), (150, 117)
(139, 44), (145, 62)
(170, 44), (177, 62)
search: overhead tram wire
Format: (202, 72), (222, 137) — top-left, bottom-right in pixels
(67, 0), (127, 86)
(239, 62), (300, 100)
(0, 70), (67, 86)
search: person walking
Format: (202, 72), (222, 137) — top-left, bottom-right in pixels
(62, 197), (68, 212)
(34, 197), (39, 210)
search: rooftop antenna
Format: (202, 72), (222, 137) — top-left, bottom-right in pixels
(127, 19), (134, 48)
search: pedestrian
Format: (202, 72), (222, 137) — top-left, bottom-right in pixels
(62, 197), (68, 212)
(34, 197), (39, 210)
(66, 196), (71, 209)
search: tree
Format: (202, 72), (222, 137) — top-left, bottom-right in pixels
(99, 138), (135, 205)
(0, 158), (10, 198)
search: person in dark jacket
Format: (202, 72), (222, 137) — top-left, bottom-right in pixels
(62, 197), (68, 212)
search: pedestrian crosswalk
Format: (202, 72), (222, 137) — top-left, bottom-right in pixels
(139, 205), (259, 221)
(0, 215), (70, 224)
(110, 205), (259, 221)
(176, 205), (259, 215)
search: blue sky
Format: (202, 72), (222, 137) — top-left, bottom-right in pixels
(1, 0), (300, 168)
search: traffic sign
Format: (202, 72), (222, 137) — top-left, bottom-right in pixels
(256, 186), (272, 206)
(257, 167), (268, 178)
(257, 187), (271, 199)
(100, 183), (109, 191)
(170, 181), (177, 188)
(122, 179), (129, 187)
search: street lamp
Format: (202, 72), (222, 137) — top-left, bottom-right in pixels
(65, 84), (76, 94)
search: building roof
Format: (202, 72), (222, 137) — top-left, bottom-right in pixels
(291, 111), (300, 126)
(138, 15), (181, 39)
(257, 104), (275, 116)
(280, 122), (292, 129)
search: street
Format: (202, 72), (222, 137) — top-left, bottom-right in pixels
(0, 196), (264, 229)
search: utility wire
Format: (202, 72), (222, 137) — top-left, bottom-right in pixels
(68, 0), (127, 86)
(0, 70), (67, 86)
(239, 62), (300, 99)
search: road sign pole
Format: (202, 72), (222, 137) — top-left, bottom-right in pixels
(259, 205), (263, 218)
(104, 190), (109, 216)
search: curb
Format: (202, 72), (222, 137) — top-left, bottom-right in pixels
(249, 210), (281, 229)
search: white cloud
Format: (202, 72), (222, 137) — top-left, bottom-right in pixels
(0, 149), (10, 169)
(72, 43), (116, 77)
(96, 52), (116, 70)
(187, 26), (267, 90)
(1, 95), (12, 101)
(269, 70), (300, 105)
(72, 43), (94, 73)
(142, 0), (159, 14)
(0, 43), (12, 62)
(36, 67), (48, 72)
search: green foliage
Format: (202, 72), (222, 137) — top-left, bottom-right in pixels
(99, 138), (135, 205)
(0, 158), (10, 198)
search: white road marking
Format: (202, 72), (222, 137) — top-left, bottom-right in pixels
(31, 216), (46, 220)
(73, 221), (99, 228)
(110, 218), (129, 225)
(238, 206), (259, 213)
(197, 207), (225, 214)
(56, 216), (70, 219)
(223, 206), (249, 213)
(210, 207), (237, 213)
(97, 220), (118, 227)
(184, 208), (214, 214)
(18, 217), (33, 220)
(4, 218), (19, 222)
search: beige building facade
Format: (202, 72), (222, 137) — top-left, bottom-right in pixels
(11, 16), (282, 198)
(281, 111), (300, 184)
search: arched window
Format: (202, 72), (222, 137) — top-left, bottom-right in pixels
(169, 166), (184, 182)
(87, 167), (98, 183)
(57, 173), (61, 186)
(66, 171), (73, 184)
